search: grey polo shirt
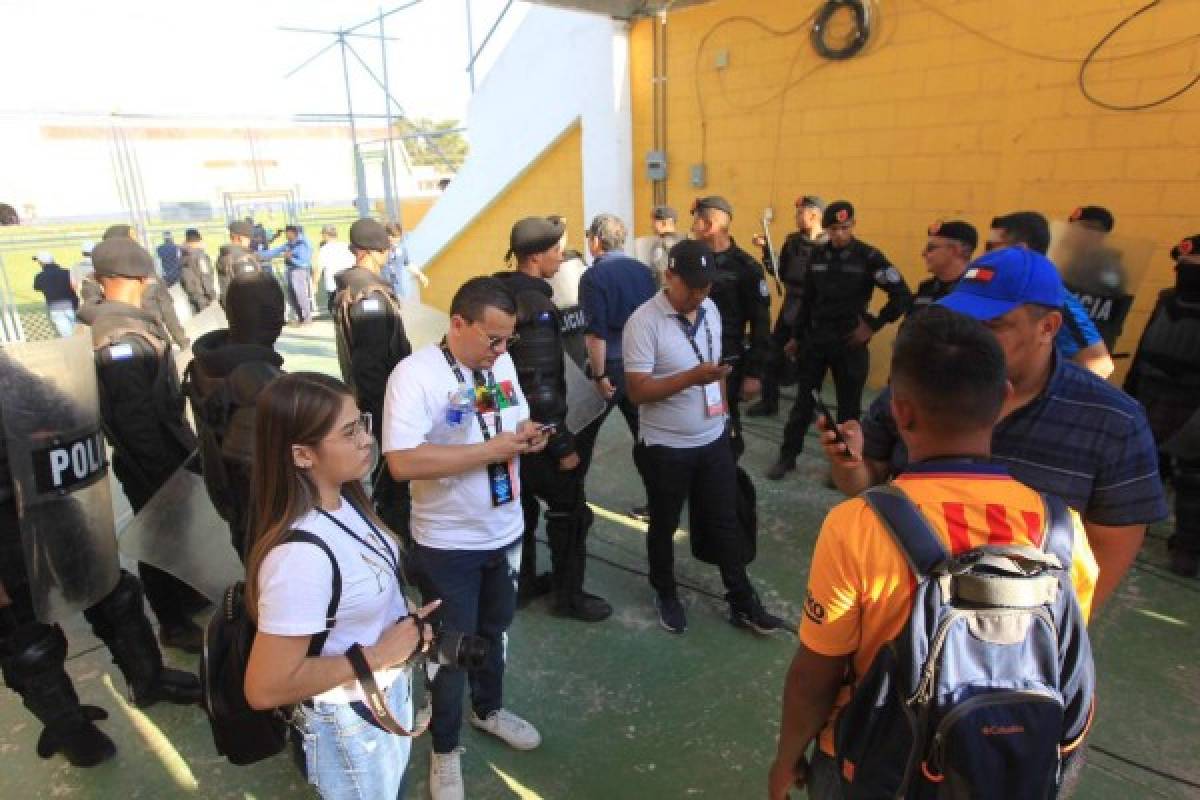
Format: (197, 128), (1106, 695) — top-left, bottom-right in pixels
(623, 291), (726, 448)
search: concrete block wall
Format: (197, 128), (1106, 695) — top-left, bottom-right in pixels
(629, 0), (1200, 386)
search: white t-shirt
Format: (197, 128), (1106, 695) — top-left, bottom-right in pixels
(319, 241), (355, 292)
(382, 343), (529, 550)
(622, 292), (726, 448)
(256, 499), (409, 704)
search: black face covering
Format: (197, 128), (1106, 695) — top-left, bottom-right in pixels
(1176, 263), (1200, 301)
(225, 275), (286, 346)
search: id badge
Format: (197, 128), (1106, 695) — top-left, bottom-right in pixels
(703, 381), (727, 418)
(487, 461), (515, 506)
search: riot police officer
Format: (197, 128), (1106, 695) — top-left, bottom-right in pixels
(768, 200), (912, 480)
(100, 224), (190, 350)
(689, 196), (771, 456)
(1125, 234), (1200, 577)
(497, 216), (611, 622)
(331, 219), (414, 540)
(908, 219), (978, 315)
(185, 271), (285, 560)
(216, 219), (261, 299)
(179, 228), (218, 312)
(747, 195), (827, 417)
(76, 238), (205, 652)
(0, 332), (200, 768)
(1060, 205), (1132, 349)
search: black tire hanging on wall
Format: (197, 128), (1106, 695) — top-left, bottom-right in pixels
(811, 0), (872, 61)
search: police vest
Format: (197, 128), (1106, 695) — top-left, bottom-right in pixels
(332, 268), (410, 398)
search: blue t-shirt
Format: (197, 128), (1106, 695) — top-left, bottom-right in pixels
(579, 250), (656, 361)
(1056, 293), (1103, 358)
(862, 352), (1167, 527)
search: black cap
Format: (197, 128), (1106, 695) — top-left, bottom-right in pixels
(184, 228), (202, 242)
(822, 201), (855, 228)
(691, 196), (733, 218)
(509, 216), (565, 259)
(92, 238), (155, 278)
(229, 220), (254, 238)
(666, 239), (717, 288)
(1068, 205), (1115, 233)
(795, 195), (824, 210)
(1172, 235), (1200, 261)
(652, 205), (677, 221)
(927, 219), (978, 251)
(349, 218), (390, 251)
(102, 223), (132, 241)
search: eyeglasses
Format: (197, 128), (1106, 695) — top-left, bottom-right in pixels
(334, 412), (372, 442)
(923, 242), (951, 254)
(476, 324), (520, 351)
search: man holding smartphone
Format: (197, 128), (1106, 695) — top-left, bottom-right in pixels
(495, 217), (612, 622)
(625, 239), (785, 635)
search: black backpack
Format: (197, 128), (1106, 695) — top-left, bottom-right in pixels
(200, 531), (341, 766)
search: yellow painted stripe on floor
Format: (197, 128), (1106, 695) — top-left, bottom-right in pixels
(102, 673), (199, 791)
(488, 763), (544, 799)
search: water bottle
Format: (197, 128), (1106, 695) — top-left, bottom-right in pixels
(445, 383), (475, 428)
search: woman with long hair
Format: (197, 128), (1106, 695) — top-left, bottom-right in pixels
(243, 371), (437, 799)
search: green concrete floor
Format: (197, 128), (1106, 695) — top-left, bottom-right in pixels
(2, 318), (1197, 799)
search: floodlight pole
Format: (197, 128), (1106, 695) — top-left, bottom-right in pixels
(338, 32), (371, 217)
(380, 7), (399, 223)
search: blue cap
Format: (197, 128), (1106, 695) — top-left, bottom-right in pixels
(938, 247), (1063, 320)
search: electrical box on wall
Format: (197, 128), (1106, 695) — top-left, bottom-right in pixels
(690, 163), (706, 188)
(645, 150), (667, 181)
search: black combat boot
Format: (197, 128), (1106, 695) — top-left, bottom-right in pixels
(0, 623), (116, 767)
(83, 571), (201, 708)
(547, 507), (611, 623)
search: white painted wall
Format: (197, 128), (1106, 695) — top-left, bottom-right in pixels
(405, 5), (634, 268)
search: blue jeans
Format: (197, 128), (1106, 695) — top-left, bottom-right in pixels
(411, 538), (520, 753)
(298, 676), (414, 800)
(49, 308), (76, 338)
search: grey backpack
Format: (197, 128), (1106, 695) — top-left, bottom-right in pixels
(833, 485), (1095, 799)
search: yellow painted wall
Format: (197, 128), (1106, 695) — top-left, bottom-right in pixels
(418, 123), (585, 311)
(630, 0), (1200, 385)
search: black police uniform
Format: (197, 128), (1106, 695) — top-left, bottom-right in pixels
(78, 301), (203, 636)
(754, 230), (827, 413)
(777, 237), (912, 467)
(215, 243), (260, 299)
(332, 266), (413, 541)
(179, 243), (217, 312)
(140, 280), (189, 350)
(1125, 283), (1200, 574)
(709, 239), (771, 455)
(909, 272), (962, 317)
(495, 269), (608, 621)
(186, 330), (284, 560)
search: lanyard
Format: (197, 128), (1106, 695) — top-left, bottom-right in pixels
(673, 310), (714, 365)
(439, 340), (502, 440)
(317, 499), (401, 584)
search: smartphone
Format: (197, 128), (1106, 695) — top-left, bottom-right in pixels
(811, 391), (852, 454)
(535, 423), (558, 435)
(719, 354), (741, 365)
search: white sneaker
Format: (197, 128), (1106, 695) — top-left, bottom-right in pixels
(429, 747), (465, 800)
(469, 708), (542, 750)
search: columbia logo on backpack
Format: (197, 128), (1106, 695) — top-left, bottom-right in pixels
(833, 485), (1095, 799)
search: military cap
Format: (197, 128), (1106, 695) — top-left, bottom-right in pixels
(1068, 205), (1115, 233)
(666, 239), (717, 289)
(822, 201), (854, 228)
(228, 220), (254, 238)
(92, 237), (155, 278)
(1171, 234), (1200, 261)
(691, 196), (733, 218)
(349, 219), (390, 251)
(508, 216), (566, 259)
(102, 223), (133, 241)
(927, 219), (978, 251)
(652, 205), (678, 221)
(795, 195), (824, 210)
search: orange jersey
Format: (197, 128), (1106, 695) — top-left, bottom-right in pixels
(799, 462), (1098, 756)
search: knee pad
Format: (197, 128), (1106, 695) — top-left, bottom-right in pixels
(0, 623), (67, 688)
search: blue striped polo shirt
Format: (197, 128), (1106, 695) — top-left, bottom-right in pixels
(861, 353), (1167, 527)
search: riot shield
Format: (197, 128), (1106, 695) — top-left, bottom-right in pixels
(117, 463), (242, 604)
(1165, 409), (1200, 461)
(0, 331), (121, 623)
(169, 283), (194, 327)
(548, 255), (588, 308)
(184, 301), (228, 342)
(401, 301), (450, 351)
(564, 353), (606, 434)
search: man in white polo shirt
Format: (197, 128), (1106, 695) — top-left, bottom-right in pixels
(383, 276), (549, 800)
(624, 239), (786, 636)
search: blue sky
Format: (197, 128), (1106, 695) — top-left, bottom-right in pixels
(0, 0), (528, 122)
